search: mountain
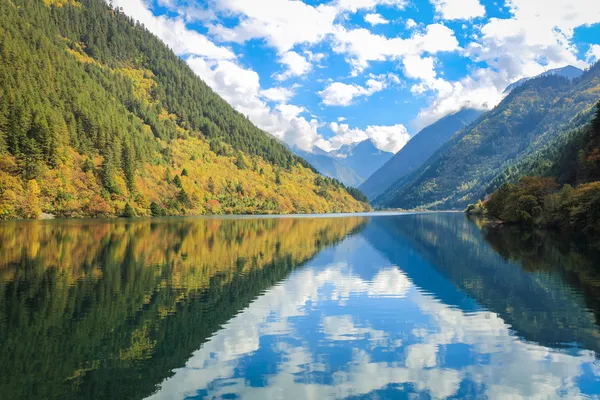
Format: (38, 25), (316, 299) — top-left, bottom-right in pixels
(504, 65), (584, 93)
(0, 0), (369, 219)
(333, 139), (394, 182)
(375, 63), (600, 210)
(292, 148), (363, 187)
(360, 109), (483, 200)
(291, 139), (393, 187)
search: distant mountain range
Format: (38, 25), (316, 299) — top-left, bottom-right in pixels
(503, 65), (584, 93)
(360, 109), (483, 200)
(292, 148), (363, 187)
(374, 63), (600, 210)
(292, 139), (393, 187)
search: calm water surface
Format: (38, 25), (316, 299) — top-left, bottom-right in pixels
(1, 213), (600, 399)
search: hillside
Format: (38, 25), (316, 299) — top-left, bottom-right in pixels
(361, 109), (482, 200)
(470, 103), (600, 234)
(375, 63), (600, 210)
(0, 0), (369, 219)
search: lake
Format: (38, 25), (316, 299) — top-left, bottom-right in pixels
(1, 212), (600, 399)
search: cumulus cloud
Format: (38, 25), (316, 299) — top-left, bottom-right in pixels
(274, 51), (312, 81)
(414, 68), (506, 128)
(319, 73), (399, 106)
(430, 0), (486, 20)
(412, 0), (600, 128)
(587, 44), (600, 63)
(364, 13), (389, 25)
(260, 87), (296, 103)
(405, 18), (418, 29)
(208, 0), (339, 53)
(327, 122), (411, 153)
(332, 23), (460, 74)
(335, 0), (408, 13)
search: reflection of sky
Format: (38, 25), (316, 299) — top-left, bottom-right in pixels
(147, 235), (600, 400)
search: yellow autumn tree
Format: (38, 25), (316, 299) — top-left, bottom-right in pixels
(23, 179), (42, 219)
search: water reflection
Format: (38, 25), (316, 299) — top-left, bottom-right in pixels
(1, 213), (600, 399)
(0, 217), (367, 399)
(150, 217), (600, 399)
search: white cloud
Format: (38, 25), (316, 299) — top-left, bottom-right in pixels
(328, 122), (411, 153)
(403, 55), (437, 84)
(319, 74), (398, 106)
(277, 104), (306, 119)
(413, 0), (600, 128)
(305, 51), (327, 63)
(319, 82), (378, 106)
(322, 315), (386, 341)
(282, 117), (325, 151)
(208, 0), (339, 54)
(274, 51), (312, 81)
(413, 68), (506, 129)
(364, 13), (389, 26)
(260, 87), (296, 103)
(405, 18), (418, 29)
(587, 44), (600, 63)
(335, 0), (408, 13)
(430, 0), (486, 20)
(332, 23), (459, 73)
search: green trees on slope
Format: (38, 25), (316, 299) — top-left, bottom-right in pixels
(0, 0), (369, 217)
(376, 68), (600, 210)
(473, 103), (600, 234)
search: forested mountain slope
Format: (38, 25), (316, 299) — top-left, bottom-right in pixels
(484, 107), (596, 193)
(0, 0), (369, 218)
(470, 103), (600, 234)
(361, 109), (482, 200)
(375, 63), (600, 210)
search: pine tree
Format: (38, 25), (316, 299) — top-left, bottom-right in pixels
(208, 177), (215, 194)
(0, 104), (7, 154)
(173, 174), (182, 188)
(275, 169), (281, 185)
(122, 141), (136, 192)
(101, 151), (119, 194)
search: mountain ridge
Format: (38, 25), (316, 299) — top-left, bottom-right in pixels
(291, 138), (393, 187)
(361, 108), (483, 200)
(375, 64), (600, 210)
(503, 65), (584, 93)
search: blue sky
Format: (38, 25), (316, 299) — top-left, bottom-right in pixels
(112, 0), (600, 153)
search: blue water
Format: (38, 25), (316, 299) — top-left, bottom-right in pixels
(1, 213), (600, 399)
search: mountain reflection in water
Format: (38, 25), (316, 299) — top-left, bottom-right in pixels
(1, 213), (600, 399)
